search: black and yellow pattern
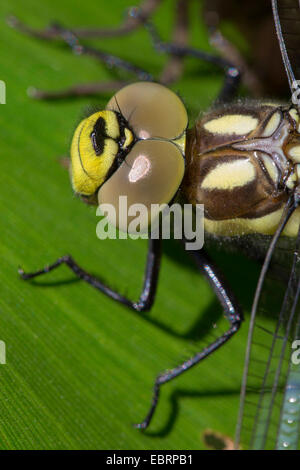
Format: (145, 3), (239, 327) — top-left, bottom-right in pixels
(70, 81), (187, 231)
(183, 103), (300, 236)
(70, 110), (134, 197)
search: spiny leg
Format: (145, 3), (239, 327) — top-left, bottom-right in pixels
(25, 24), (153, 100)
(209, 31), (263, 99)
(7, 2), (161, 100)
(56, 25), (152, 79)
(203, 4), (263, 98)
(159, 0), (191, 85)
(7, 0), (162, 39)
(145, 19), (241, 103)
(28, 80), (128, 100)
(19, 238), (162, 312)
(135, 243), (243, 430)
(8, 1), (240, 101)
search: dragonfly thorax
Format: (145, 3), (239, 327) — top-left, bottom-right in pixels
(183, 102), (300, 238)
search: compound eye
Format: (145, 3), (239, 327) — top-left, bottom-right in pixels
(97, 139), (185, 232)
(106, 82), (188, 140)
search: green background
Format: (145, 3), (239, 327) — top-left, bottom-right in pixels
(0, 0), (261, 449)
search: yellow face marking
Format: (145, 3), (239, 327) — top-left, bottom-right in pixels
(288, 145), (300, 163)
(122, 128), (133, 149)
(201, 159), (256, 190)
(70, 110), (120, 196)
(203, 114), (258, 135)
(262, 111), (281, 137)
(261, 154), (278, 183)
(204, 206), (300, 237)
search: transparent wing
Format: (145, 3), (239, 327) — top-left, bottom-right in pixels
(235, 200), (300, 450)
(272, 0), (300, 101)
(276, 294), (300, 449)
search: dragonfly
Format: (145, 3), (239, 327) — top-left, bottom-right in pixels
(9, 0), (300, 449)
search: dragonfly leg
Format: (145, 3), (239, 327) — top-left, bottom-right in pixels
(135, 244), (243, 429)
(8, 18), (153, 100)
(203, 3), (263, 98)
(27, 80), (128, 100)
(145, 19), (241, 103)
(8, 0), (239, 100)
(26, 24), (153, 99)
(19, 238), (162, 313)
(159, 0), (191, 85)
(7, 0), (162, 40)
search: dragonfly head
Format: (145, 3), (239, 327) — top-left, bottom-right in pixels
(70, 82), (188, 231)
